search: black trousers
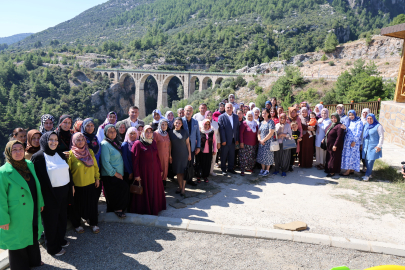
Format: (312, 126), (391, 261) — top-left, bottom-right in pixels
(9, 232), (41, 270)
(221, 142), (235, 172)
(70, 184), (98, 228)
(196, 152), (213, 178)
(42, 184), (69, 255)
(185, 151), (195, 182)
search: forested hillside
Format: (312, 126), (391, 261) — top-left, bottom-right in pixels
(10, 0), (403, 69)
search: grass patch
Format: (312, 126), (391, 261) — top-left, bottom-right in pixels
(332, 160), (405, 217)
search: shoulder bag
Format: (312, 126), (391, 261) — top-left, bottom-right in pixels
(184, 160), (194, 180)
(270, 130), (280, 152)
(282, 136), (297, 150)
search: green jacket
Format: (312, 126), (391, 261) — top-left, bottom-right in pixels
(0, 161), (44, 250)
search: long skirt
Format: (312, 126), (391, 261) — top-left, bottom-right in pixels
(197, 152), (213, 178)
(325, 149), (344, 174)
(274, 143), (291, 173)
(239, 144), (258, 171)
(315, 147), (327, 166)
(299, 133), (315, 168)
(102, 176), (130, 212)
(71, 184), (98, 228)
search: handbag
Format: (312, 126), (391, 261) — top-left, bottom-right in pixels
(321, 136), (327, 150)
(270, 131), (280, 152)
(130, 179), (143, 195)
(283, 137), (297, 150)
(184, 160), (194, 180)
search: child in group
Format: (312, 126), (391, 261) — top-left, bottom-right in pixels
(308, 112), (317, 138)
(290, 121), (302, 171)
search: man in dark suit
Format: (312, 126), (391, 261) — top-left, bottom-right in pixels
(218, 103), (239, 175)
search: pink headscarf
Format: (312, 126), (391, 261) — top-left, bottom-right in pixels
(205, 110), (213, 120)
(71, 132), (94, 167)
(124, 127), (138, 151)
(200, 119), (212, 134)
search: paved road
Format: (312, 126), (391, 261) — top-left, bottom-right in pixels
(34, 223), (404, 270)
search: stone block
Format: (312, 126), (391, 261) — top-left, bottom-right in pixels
(169, 202), (187, 209)
(397, 113), (405, 121)
(256, 228), (293, 241)
(395, 118), (402, 128)
(391, 113), (397, 119)
(385, 126), (392, 134)
(401, 108), (405, 115)
(187, 221), (223, 234)
(293, 232), (331, 246)
(331, 236), (370, 252)
(274, 221), (307, 231)
(155, 217), (190, 230)
(181, 197), (200, 205)
(222, 225), (256, 238)
(126, 213), (157, 226)
(370, 241), (405, 257)
(385, 112), (391, 119)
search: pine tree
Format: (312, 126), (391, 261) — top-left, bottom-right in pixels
(323, 33), (339, 53)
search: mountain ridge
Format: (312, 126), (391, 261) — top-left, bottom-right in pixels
(0, 33), (33, 45)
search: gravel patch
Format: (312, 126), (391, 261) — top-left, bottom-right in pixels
(35, 223), (405, 270)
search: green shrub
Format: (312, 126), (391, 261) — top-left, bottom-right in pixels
(309, 59), (314, 64)
(247, 80), (258, 90)
(255, 86), (263, 94)
(329, 61), (334, 66)
(321, 54), (328, 61)
(296, 61), (303, 67)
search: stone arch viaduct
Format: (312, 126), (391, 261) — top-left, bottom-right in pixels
(93, 68), (239, 118)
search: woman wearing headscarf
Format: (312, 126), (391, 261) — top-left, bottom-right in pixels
(273, 113), (292, 177)
(115, 120), (127, 143)
(122, 127), (138, 186)
(252, 107), (261, 126)
(151, 109), (165, 131)
(25, 130), (42, 160)
(360, 108), (370, 172)
(153, 119), (171, 187)
(249, 102), (256, 110)
(73, 118), (83, 133)
(96, 111), (117, 143)
(323, 113), (345, 177)
(205, 110), (221, 176)
(315, 108), (331, 170)
(361, 114), (384, 181)
(239, 111), (259, 176)
(10, 128), (27, 144)
(0, 141), (45, 269)
(169, 118), (192, 196)
(298, 107), (316, 168)
(299, 101), (311, 114)
(31, 131), (73, 256)
(196, 119), (217, 183)
(55, 114), (73, 153)
(39, 114), (56, 134)
(68, 133), (100, 234)
(165, 111), (175, 130)
(100, 124), (129, 218)
(340, 110), (364, 176)
(336, 104), (348, 125)
(212, 102), (226, 122)
(314, 104), (324, 120)
(287, 107), (303, 157)
(131, 125), (166, 215)
(81, 118), (102, 205)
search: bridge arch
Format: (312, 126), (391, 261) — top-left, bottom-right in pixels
(109, 72), (115, 79)
(162, 75), (183, 108)
(201, 76), (213, 91)
(190, 76), (200, 95)
(214, 77), (223, 85)
(103, 72), (108, 77)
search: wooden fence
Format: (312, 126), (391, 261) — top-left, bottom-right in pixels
(309, 99), (381, 116)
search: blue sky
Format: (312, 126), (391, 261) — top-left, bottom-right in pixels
(0, 0), (108, 37)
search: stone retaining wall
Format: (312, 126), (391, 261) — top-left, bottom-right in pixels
(379, 100), (405, 147)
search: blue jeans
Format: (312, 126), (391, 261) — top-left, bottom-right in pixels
(365, 159), (375, 177)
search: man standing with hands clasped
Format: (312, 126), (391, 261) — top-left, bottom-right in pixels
(218, 103), (239, 175)
(182, 105), (201, 186)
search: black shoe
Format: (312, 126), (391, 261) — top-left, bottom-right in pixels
(288, 166), (294, 172)
(187, 181), (197, 186)
(228, 170), (237, 174)
(326, 173), (335, 177)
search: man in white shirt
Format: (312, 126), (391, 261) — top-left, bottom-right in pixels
(177, 108), (185, 118)
(122, 106), (145, 129)
(193, 103), (207, 122)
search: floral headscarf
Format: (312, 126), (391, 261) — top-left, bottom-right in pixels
(100, 111), (117, 129)
(157, 119), (169, 136)
(39, 114), (55, 134)
(124, 127), (138, 151)
(199, 119), (213, 134)
(71, 132), (94, 167)
(140, 125), (153, 146)
(165, 111), (175, 129)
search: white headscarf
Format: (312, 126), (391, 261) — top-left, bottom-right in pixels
(199, 119), (213, 134)
(361, 108), (370, 124)
(165, 111), (174, 129)
(245, 111), (258, 132)
(315, 104), (324, 117)
(249, 102), (256, 110)
(152, 109), (166, 124)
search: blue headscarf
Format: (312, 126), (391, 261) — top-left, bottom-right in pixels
(347, 110), (360, 122)
(362, 113), (379, 139)
(81, 118), (100, 155)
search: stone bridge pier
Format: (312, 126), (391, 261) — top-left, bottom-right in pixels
(94, 69), (237, 119)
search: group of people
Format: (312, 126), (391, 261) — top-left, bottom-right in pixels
(0, 95), (385, 269)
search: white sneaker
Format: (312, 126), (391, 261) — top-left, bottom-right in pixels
(210, 172), (217, 177)
(362, 176), (369, 181)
